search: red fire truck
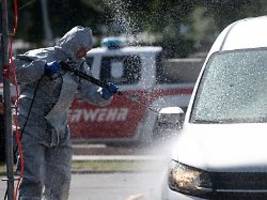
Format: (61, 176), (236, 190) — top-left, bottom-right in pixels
(69, 38), (203, 144)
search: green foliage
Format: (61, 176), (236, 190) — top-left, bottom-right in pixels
(12, 0), (267, 57)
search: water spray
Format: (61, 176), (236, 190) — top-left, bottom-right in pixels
(60, 61), (160, 114)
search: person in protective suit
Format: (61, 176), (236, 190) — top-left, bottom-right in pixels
(14, 26), (118, 200)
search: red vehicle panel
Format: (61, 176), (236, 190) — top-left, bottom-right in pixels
(69, 91), (146, 139)
(69, 87), (193, 140)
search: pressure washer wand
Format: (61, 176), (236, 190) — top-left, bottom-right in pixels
(60, 61), (159, 114)
(60, 61), (110, 89)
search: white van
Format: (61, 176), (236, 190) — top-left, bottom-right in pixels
(163, 16), (267, 199)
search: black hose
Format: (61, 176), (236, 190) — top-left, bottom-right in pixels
(13, 76), (44, 158)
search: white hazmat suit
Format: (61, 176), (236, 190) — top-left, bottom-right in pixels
(15, 26), (113, 200)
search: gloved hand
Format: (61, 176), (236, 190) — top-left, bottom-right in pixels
(44, 61), (61, 76)
(101, 82), (119, 100)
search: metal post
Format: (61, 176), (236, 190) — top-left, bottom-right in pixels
(1, 0), (15, 199)
(40, 0), (53, 45)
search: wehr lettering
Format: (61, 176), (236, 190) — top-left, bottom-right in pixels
(69, 108), (129, 123)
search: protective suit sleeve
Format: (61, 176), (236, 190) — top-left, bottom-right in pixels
(77, 62), (112, 107)
(15, 58), (46, 84)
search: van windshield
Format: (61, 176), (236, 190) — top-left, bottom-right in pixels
(191, 49), (267, 124)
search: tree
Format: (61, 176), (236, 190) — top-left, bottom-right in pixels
(13, 0), (267, 57)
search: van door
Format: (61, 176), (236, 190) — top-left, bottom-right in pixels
(69, 53), (154, 141)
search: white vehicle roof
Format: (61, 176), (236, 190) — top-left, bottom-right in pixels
(87, 46), (162, 56)
(208, 16), (267, 57)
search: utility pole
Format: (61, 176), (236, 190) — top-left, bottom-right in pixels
(1, 0), (15, 199)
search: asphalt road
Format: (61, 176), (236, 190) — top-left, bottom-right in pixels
(0, 136), (178, 199)
(0, 171), (166, 200)
(69, 137), (174, 200)
(69, 172), (165, 200)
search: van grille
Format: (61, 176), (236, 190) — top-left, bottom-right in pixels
(212, 193), (267, 200)
(210, 172), (267, 200)
(212, 172), (267, 190)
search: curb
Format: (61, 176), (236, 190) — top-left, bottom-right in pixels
(71, 169), (159, 174)
(72, 155), (166, 161)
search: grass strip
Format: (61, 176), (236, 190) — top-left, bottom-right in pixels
(0, 164), (6, 176)
(0, 159), (160, 176)
(72, 159), (161, 172)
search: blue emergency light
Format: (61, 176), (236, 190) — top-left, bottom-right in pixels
(101, 37), (126, 49)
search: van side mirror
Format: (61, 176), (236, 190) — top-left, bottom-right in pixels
(153, 107), (185, 139)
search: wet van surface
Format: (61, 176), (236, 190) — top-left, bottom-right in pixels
(68, 44), (201, 143)
(164, 16), (267, 200)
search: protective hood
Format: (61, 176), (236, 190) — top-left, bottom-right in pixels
(56, 26), (93, 61)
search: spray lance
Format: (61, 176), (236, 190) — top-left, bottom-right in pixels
(59, 61), (160, 114)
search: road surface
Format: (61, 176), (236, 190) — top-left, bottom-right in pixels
(0, 171), (166, 200)
(0, 136), (178, 199)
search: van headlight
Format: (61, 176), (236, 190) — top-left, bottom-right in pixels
(168, 160), (213, 197)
